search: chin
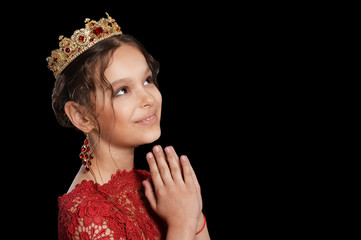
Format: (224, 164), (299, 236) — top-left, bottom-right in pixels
(136, 128), (161, 146)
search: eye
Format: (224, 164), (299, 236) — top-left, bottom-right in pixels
(115, 87), (128, 96)
(144, 76), (153, 86)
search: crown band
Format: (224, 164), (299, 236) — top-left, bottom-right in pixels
(46, 12), (122, 78)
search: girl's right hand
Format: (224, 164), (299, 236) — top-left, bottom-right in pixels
(143, 145), (202, 239)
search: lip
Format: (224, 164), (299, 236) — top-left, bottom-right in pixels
(135, 112), (157, 125)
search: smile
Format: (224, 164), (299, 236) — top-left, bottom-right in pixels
(136, 113), (157, 125)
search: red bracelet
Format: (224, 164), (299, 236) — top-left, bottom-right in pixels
(195, 214), (206, 235)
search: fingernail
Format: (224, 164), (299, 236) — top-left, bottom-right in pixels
(154, 146), (160, 152)
(165, 146), (171, 153)
(181, 155), (188, 162)
(147, 152), (153, 159)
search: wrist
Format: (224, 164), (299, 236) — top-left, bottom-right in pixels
(167, 224), (197, 240)
(196, 213), (204, 227)
(168, 217), (198, 231)
(195, 213), (206, 236)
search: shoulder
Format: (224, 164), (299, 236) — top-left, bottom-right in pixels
(58, 180), (103, 214)
(66, 168), (94, 194)
(58, 182), (126, 239)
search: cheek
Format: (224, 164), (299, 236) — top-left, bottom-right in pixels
(96, 103), (132, 139)
(153, 87), (162, 108)
(111, 106), (133, 132)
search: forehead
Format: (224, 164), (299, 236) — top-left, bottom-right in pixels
(104, 44), (148, 83)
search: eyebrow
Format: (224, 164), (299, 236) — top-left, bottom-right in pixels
(110, 67), (151, 87)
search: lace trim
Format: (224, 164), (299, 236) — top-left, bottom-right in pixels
(58, 166), (145, 200)
(58, 168), (165, 239)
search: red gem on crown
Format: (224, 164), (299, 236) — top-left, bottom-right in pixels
(93, 27), (103, 36)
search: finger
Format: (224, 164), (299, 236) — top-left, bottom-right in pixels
(188, 159), (202, 209)
(164, 146), (183, 182)
(189, 159), (201, 192)
(152, 145), (173, 185)
(180, 155), (194, 186)
(146, 152), (164, 187)
(143, 179), (157, 211)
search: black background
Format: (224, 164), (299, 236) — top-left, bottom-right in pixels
(18, 4), (242, 239)
(4, 2), (317, 239)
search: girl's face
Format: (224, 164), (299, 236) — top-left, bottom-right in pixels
(94, 44), (162, 148)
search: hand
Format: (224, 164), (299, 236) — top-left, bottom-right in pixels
(143, 145), (203, 233)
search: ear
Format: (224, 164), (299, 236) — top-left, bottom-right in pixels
(64, 101), (95, 133)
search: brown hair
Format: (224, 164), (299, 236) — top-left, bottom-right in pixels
(51, 34), (160, 131)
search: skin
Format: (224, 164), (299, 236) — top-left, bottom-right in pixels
(64, 44), (210, 239)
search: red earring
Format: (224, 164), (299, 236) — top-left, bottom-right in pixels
(79, 136), (94, 171)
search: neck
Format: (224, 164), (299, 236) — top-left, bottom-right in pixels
(89, 136), (135, 184)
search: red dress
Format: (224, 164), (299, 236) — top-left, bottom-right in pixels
(58, 168), (166, 239)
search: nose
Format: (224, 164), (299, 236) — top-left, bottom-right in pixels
(139, 88), (154, 108)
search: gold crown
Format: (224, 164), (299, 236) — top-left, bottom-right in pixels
(46, 12), (122, 78)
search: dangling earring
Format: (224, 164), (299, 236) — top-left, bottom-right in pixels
(79, 135), (94, 172)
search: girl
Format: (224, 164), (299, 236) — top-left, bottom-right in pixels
(47, 13), (210, 239)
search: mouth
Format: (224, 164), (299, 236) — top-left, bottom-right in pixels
(135, 112), (157, 125)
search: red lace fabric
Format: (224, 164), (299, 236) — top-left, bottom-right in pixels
(58, 168), (166, 239)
